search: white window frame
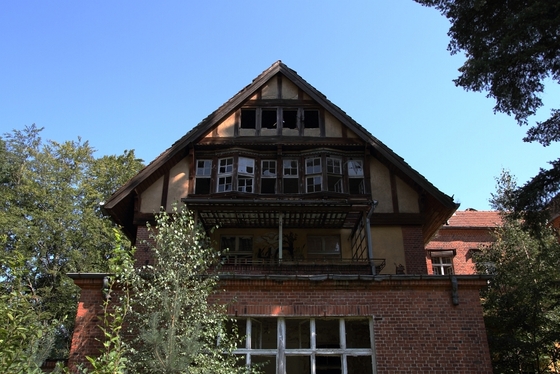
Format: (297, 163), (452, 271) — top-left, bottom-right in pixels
(217, 157), (234, 192)
(348, 158), (365, 194)
(195, 159), (212, 194)
(237, 157), (255, 193)
(234, 317), (376, 374)
(305, 157), (322, 193)
(327, 157), (343, 193)
(431, 250), (455, 275)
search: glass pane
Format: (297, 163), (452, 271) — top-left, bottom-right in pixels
(238, 237), (253, 253)
(196, 160), (211, 175)
(251, 355), (275, 374)
(194, 178), (210, 194)
(315, 319), (340, 348)
(316, 356), (341, 374)
(346, 319), (371, 348)
(347, 160), (363, 176)
(251, 318), (277, 349)
(286, 319), (310, 349)
(286, 356), (311, 374)
(347, 356), (373, 374)
(262, 160), (276, 176)
(221, 237), (236, 252)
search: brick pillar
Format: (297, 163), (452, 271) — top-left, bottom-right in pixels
(135, 226), (155, 267)
(67, 276), (106, 373)
(402, 225), (427, 274)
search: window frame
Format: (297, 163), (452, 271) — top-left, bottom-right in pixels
(217, 157), (234, 192)
(234, 317), (376, 374)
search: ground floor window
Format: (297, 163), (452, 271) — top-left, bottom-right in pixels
(233, 317), (375, 374)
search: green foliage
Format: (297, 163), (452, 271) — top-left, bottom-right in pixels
(79, 230), (135, 374)
(0, 124), (143, 358)
(0, 250), (57, 373)
(477, 173), (560, 373)
(127, 205), (253, 374)
(414, 0), (560, 220)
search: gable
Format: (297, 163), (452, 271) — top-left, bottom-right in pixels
(103, 61), (457, 243)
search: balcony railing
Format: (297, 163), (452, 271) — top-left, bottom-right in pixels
(218, 256), (386, 276)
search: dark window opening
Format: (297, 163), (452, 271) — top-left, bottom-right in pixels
(262, 109), (277, 129)
(349, 178), (365, 194)
(327, 176), (343, 193)
(282, 109), (298, 129)
(261, 178), (276, 194)
(195, 178), (211, 194)
(283, 178), (299, 193)
(240, 109), (256, 129)
(304, 110), (320, 128)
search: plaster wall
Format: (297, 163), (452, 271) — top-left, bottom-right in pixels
(371, 226), (406, 274)
(396, 176), (419, 213)
(369, 158), (393, 213)
(140, 176), (164, 213)
(166, 157), (190, 211)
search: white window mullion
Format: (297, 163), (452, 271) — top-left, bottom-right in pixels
(277, 318), (285, 374)
(340, 319), (348, 374)
(310, 318), (316, 374)
(370, 317), (378, 374)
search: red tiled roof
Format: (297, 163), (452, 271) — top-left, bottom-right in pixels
(444, 210), (502, 228)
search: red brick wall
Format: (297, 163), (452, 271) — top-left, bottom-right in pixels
(212, 277), (492, 374)
(402, 225), (428, 274)
(426, 228), (494, 275)
(67, 278), (106, 372)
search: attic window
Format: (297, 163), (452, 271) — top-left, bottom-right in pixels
(240, 109), (256, 129)
(262, 109), (277, 129)
(282, 109), (298, 129)
(303, 110), (319, 129)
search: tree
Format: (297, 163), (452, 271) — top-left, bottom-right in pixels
(127, 205), (254, 374)
(476, 172), (560, 373)
(0, 124), (144, 358)
(414, 0), (560, 219)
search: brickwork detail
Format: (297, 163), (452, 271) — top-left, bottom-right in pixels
(402, 225), (428, 274)
(67, 279), (106, 372)
(210, 278), (492, 374)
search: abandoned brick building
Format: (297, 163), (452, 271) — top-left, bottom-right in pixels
(67, 61), (493, 373)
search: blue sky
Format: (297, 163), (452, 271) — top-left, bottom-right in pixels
(1, 1), (558, 210)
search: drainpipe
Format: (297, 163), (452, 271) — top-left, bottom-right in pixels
(366, 200), (378, 275)
(278, 213), (283, 262)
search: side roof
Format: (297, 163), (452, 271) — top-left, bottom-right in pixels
(103, 61), (458, 239)
(444, 210), (502, 228)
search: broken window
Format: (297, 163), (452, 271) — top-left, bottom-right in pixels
(241, 109), (257, 129)
(327, 157), (343, 193)
(262, 109), (277, 129)
(282, 109), (298, 129)
(195, 159), (212, 194)
(217, 157), (233, 192)
(431, 251), (455, 275)
(303, 110), (320, 128)
(283, 159), (299, 193)
(348, 159), (365, 194)
(237, 157), (254, 193)
(305, 157), (322, 193)
(261, 160), (277, 194)
(233, 318), (374, 374)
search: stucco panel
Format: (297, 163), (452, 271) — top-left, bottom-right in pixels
(371, 226), (405, 274)
(324, 111), (342, 137)
(140, 176), (164, 213)
(396, 176), (419, 213)
(205, 112), (236, 138)
(281, 79), (299, 100)
(166, 158), (190, 211)
(261, 78), (279, 99)
(370, 158), (393, 213)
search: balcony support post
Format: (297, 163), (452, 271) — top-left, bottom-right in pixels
(366, 200), (378, 275)
(278, 213), (283, 262)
